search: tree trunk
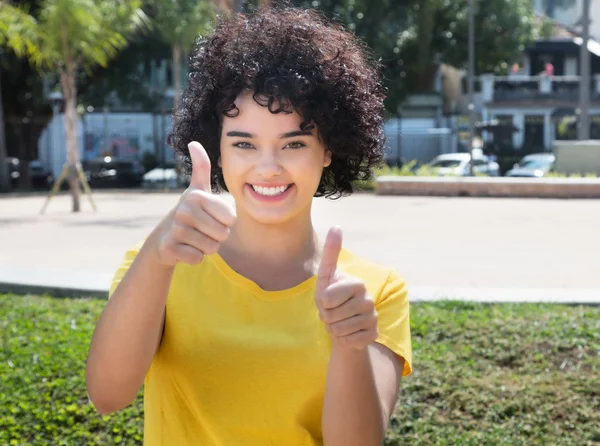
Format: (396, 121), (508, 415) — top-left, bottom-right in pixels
(172, 44), (182, 112)
(60, 68), (81, 213)
(0, 62), (10, 192)
(416, 0), (433, 91)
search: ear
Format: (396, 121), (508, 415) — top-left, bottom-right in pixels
(218, 156), (222, 168)
(323, 149), (332, 168)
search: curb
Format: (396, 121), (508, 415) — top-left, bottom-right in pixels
(375, 176), (600, 199)
(1, 281), (599, 306)
(0, 282), (107, 299)
(0, 188), (187, 199)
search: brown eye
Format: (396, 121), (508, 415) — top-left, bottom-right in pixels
(233, 142), (254, 149)
(285, 141), (306, 149)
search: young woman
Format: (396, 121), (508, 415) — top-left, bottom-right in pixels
(86, 7), (411, 446)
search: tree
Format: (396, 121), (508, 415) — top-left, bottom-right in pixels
(149, 0), (216, 111)
(0, 0), (149, 211)
(0, 4), (42, 191)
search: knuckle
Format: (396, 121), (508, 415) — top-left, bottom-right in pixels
(353, 280), (367, 295)
(363, 297), (375, 311)
(189, 251), (204, 265)
(321, 310), (334, 324)
(163, 240), (178, 258)
(174, 205), (193, 225)
(330, 323), (341, 336)
(171, 222), (186, 239)
(373, 327), (379, 339)
(214, 225), (230, 243)
(202, 238), (220, 255)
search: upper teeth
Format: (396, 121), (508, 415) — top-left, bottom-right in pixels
(252, 185), (289, 196)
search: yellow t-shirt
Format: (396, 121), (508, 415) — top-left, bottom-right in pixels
(109, 242), (412, 446)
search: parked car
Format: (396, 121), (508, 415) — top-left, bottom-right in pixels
(142, 162), (190, 189)
(505, 153), (555, 178)
(428, 152), (500, 177)
(82, 156), (145, 188)
(28, 160), (54, 189)
(4, 157), (21, 188)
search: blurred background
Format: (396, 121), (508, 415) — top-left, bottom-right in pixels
(2, 0), (599, 196)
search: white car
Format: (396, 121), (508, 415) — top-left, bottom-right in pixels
(142, 165), (190, 189)
(505, 153), (555, 178)
(428, 152), (500, 177)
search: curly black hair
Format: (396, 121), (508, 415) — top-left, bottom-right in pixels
(169, 6), (386, 198)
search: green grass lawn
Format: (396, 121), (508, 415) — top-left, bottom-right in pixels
(1, 295), (599, 445)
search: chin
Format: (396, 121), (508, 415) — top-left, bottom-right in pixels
(244, 208), (299, 226)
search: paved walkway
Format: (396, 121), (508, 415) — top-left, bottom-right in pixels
(1, 190), (599, 303)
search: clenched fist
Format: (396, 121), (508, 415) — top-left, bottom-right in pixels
(147, 141), (236, 267)
(315, 227), (378, 350)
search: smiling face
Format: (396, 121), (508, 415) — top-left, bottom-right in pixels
(219, 91), (331, 226)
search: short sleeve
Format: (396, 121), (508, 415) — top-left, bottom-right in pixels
(108, 241), (144, 298)
(374, 270), (412, 376)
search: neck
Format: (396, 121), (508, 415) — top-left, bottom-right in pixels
(223, 210), (319, 270)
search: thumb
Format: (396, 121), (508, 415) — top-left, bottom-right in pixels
(188, 141), (212, 191)
(316, 226), (343, 292)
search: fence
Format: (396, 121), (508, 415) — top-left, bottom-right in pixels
(383, 127), (458, 166)
(38, 112), (174, 179)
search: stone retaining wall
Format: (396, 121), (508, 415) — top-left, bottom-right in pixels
(375, 176), (600, 198)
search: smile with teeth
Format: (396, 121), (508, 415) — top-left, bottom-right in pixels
(251, 184), (292, 196)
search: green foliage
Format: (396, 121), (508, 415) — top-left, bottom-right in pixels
(0, 0), (150, 73)
(289, 0), (542, 113)
(0, 294), (144, 445)
(544, 171), (599, 178)
(385, 301), (600, 445)
(1, 295), (598, 445)
(148, 0), (215, 53)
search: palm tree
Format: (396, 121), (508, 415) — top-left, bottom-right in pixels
(150, 0), (216, 111)
(0, 0), (149, 211)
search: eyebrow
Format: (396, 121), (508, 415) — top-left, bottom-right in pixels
(225, 130), (314, 138)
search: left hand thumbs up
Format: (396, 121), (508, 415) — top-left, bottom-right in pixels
(315, 227), (378, 350)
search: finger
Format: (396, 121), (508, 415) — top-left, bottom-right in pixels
(188, 141), (212, 192)
(177, 204), (231, 242)
(171, 244), (205, 265)
(318, 279), (364, 311)
(200, 194), (237, 227)
(319, 290), (370, 323)
(327, 313), (376, 338)
(336, 329), (378, 349)
(316, 226), (343, 291)
(172, 223), (221, 255)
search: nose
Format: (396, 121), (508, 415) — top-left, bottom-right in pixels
(255, 150), (283, 179)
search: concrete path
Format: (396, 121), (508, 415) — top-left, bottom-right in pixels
(1, 190), (599, 303)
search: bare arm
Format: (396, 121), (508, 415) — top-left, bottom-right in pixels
(85, 239), (174, 415)
(86, 142), (235, 416)
(322, 342), (404, 446)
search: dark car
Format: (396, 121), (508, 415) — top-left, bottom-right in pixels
(82, 156), (145, 188)
(4, 157), (21, 189)
(28, 160), (54, 189)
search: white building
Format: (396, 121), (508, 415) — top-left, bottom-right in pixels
(478, 36), (600, 152)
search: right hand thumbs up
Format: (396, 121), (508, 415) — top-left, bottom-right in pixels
(188, 141), (212, 192)
(147, 141), (236, 267)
